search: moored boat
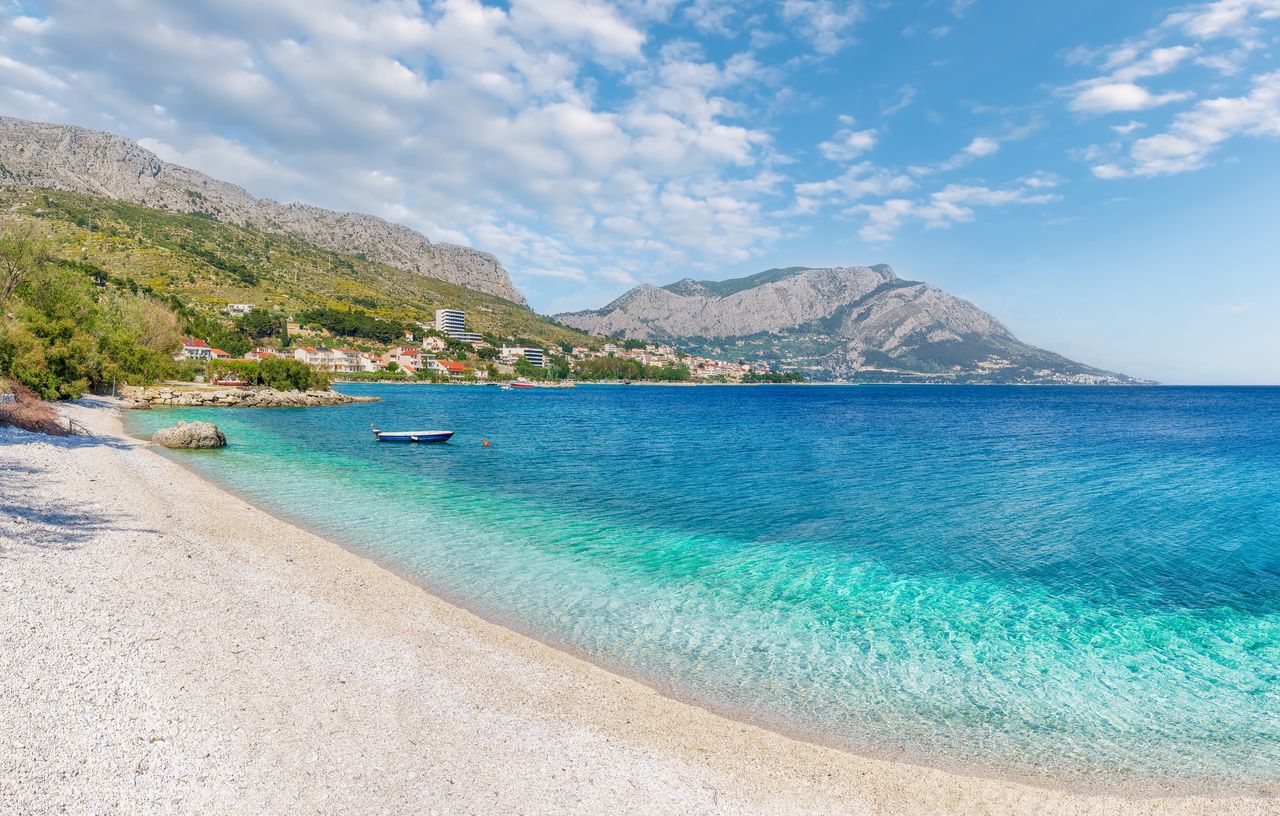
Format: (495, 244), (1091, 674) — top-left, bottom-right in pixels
(370, 423), (454, 443)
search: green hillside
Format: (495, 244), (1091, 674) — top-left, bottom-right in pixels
(0, 186), (595, 350)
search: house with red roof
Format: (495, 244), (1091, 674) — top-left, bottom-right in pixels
(426, 359), (484, 379)
(382, 347), (423, 371)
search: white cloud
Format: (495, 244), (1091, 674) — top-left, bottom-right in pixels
(880, 84), (916, 116)
(1063, 0), (1280, 121)
(597, 267), (639, 285)
(853, 179), (1058, 242)
(11, 16), (51, 34)
(508, 0), (646, 58)
(964, 136), (1000, 157)
(1090, 163), (1128, 180)
(137, 135), (306, 199)
(912, 132), (1015, 175)
(1069, 81), (1192, 114)
(1111, 120), (1145, 135)
(0, 0), (803, 305)
(790, 162), (915, 215)
(0, 55), (67, 90)
(818, 121), (877, 161)
(1165, 0), (1280, 39)
(780, 0), (865, 54)
(1095, 70), (1280, 177)
(1110, 45), (1199, 82)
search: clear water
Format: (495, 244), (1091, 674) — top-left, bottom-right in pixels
(124, 385), (1280, 791)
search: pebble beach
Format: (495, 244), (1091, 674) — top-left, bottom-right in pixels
(1, 399), (1275, 816)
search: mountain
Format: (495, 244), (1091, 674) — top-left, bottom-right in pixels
(557, 265), (1143, 384)
(0, 117), (524, 304)
(1, 186), (593, 351)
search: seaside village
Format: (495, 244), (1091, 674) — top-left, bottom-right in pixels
(176, 307), (773, 382)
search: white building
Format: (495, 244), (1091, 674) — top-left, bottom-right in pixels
(500, 345), (546, 368)
(294, 347), (378, 373)
(224, 303), (255, 316)
(178, 338), (213, 361)
(435, 309), (466, 335)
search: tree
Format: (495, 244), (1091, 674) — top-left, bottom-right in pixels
(545, 354), (571, 380)
(0, 227), (53, 308)
(0, 253), (182, 398)
(514, 356), (542, 379)
(237, 308), (286, 340)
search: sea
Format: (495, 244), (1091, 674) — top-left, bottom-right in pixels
(123, 384), (1280, 792)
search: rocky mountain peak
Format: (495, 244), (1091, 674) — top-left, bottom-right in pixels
(0, 116), (526, 304)
(557, 264), (1139, 384)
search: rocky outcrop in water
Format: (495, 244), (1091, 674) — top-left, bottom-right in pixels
(558, 265), (1144, 384)
(0, 117), (525, 304)
(122, 386), (379, 408)
(152, 421), (226, 449)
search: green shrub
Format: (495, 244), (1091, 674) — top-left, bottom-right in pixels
(207, 357), (329, 390)
(0, 253), (181, 398)
(258, 357), (329, 390)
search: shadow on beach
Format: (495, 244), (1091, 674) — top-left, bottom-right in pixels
(0, 435), (156, 557)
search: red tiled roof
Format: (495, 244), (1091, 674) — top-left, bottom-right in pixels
(182, 338), (210, 348)
(439, 360), (467, 373)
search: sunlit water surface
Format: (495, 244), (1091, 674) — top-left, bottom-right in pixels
(124, 385), (1280, 791)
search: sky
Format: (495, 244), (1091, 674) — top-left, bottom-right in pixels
(1, 0), (1278, 383)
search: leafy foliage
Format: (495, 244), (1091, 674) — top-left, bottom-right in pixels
(9, 187), (600, 351)
(0, 230), (183, 398)
(741, 370), (805, 383)
(236, 308), (287, 340)
(298, 307), (410, 344)
(209, 357), (330, 390)
(573, 356), (691, 382)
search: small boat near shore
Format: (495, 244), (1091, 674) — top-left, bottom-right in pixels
(371, 424), (454, 443)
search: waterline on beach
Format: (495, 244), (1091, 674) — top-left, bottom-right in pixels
(123, 385), (1280, 792)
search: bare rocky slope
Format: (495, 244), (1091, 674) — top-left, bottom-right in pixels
(0, 117), (524, 303)
(558, 265), (1142, 383)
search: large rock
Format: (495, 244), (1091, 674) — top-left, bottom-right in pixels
(0, 116), (526, 304)
(152, 420), (226, 449)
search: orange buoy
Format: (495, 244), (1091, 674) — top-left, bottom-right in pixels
(482, 439), (491, 447)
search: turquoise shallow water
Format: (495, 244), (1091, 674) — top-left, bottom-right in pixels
(124, 385), (1280, 791)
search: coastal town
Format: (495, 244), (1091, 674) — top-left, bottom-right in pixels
(177, 306), (785, 383)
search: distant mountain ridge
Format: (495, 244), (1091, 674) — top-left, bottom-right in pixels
(0, 116), (524, 304)
(557, 265), (1142, 383)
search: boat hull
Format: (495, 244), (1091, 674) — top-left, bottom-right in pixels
(372, 430), (454, 443)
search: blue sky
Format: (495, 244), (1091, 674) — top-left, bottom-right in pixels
(1, 0), (1278, 382)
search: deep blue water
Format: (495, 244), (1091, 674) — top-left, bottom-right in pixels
(124, 385), (1280, 790)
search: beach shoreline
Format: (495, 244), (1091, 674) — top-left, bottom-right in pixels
(2, 400), (1275, 815)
